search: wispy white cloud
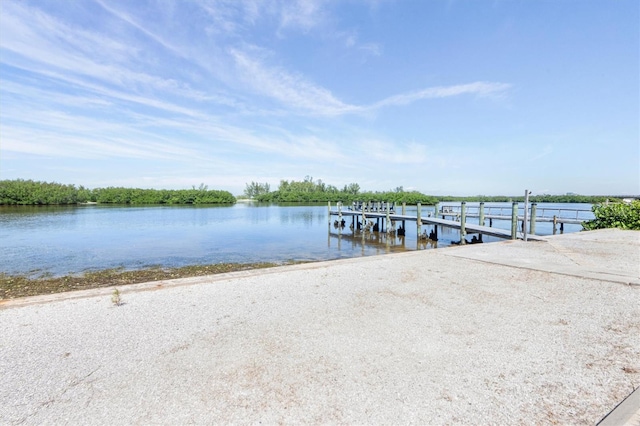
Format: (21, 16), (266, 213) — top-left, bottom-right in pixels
(278, 0), (327, 33)
(229, 47), (359, 115)
(370, 82), (512, 110)
(93, 0), (184, 57)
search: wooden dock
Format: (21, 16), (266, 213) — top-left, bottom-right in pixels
(328, 202), (550, 243)
(439, 204), (593, 225)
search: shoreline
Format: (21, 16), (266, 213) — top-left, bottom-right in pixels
(0, 261), (298, 300)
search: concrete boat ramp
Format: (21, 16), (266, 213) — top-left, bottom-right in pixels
(1, 229), (639, 425)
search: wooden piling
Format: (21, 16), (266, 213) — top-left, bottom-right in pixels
(530, 203), (537, 235)
(460, 201), (467, 244)
(402, 202), (406, 232)
(479, 202), (485, 226)
(417, 203), (422, 238)
(386, 203), (391, 234)
(511, 202), (518, 239)
(523, 189), (530, 242)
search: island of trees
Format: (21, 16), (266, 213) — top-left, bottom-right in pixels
(243, 176), (622, 205)
(0, 180), (235, 205)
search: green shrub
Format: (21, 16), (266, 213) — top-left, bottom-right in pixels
(582, 201), (640, 230)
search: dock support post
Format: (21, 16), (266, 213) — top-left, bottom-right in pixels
(479, 202), (485, 226)
(460, 201), (467, 244)
(402, 202), (406, 215)
(530, 203), (537, 235)
(328, 201), (331, 224)
(553, 215), (557, 234)
(386, 203), (391, 234)
(523, 190), (530, 241)
(338, 201), (342, 225)
(511, 202), (518, 239)
(417, 203), (422, 238)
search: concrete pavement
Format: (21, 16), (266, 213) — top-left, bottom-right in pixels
(1, 229), (639, 424)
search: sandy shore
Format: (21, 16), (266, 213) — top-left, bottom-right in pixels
(1, 229), (639, 424)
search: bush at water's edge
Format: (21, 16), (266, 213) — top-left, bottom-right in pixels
(582, 201), (640, 230)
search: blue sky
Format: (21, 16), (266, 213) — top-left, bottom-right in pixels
(1, 0), (638, 196)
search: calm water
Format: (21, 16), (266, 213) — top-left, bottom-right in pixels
(0, 202), (593, 277)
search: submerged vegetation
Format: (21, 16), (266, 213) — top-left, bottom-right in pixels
(0, 262), (283, 299)
(582, 200), (640, 231)
(0, 180), (235, 205)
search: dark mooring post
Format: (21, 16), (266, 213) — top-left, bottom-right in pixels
(479, 202), (485, 226)
(530, 202), (537, 235)
(460, 201), (467, 244)
(511, 202), (518, 240)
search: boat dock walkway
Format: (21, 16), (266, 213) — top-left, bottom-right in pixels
(329, 201), (553, 242)
(330, 210), (544, 241)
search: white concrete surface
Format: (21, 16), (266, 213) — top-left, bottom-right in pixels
(1, 229), (639, 425)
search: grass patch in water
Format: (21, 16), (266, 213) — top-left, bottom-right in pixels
(0, 262), (296, 300)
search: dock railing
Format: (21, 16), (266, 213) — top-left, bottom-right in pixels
(438, 203), (594, 225)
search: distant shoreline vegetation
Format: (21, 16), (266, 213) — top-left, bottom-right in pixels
(243, 177), (625, 205)
(0, 180), (235, 205)
(0, 178), (630, 206)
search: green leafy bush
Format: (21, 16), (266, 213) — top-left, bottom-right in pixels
(582, 201), (640, 230)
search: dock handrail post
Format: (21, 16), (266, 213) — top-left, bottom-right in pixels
(416, 203), (422, 238)
(479, 202), (485, 226)
(511, 202), (518, 239)
(460, 201), (467, 244)
(530, 202), (537, 235)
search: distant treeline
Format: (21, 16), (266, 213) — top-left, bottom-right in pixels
(249, 177), (438, 204)
(1, 178), (630, 206)
(0, 180), (235, 205)
(246, 177), (626, 205)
